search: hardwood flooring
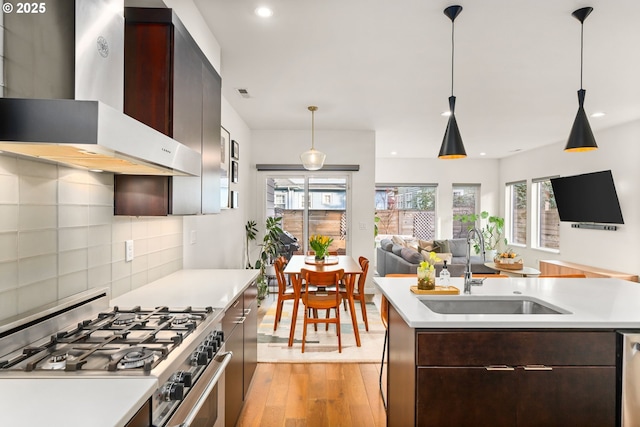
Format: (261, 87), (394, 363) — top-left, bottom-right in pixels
(237, 363), (387, 427)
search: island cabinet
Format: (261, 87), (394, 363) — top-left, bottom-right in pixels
(116, 7), (222, 216)
(387, 306), (617, 427)
(223, 281), (258, 427)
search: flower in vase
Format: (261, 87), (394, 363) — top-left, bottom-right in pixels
(309, 234), (334, 259)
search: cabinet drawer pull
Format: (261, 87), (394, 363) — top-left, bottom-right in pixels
(234, 316), (246, 324)
(244, 308), (251, 316)
(231, 299), (240, 308)
(523, 365), (553, 371)
(485, 365), (515, 371)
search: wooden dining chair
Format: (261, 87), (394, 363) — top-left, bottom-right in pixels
(273, 256), (294, 331)
(379, 273), (415, 408)
(337, 256), (370, 330)
(299, 268), (344, 353)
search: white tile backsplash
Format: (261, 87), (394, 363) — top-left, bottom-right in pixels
(18, 254), (57, 287)
(18, 229), (56, 258)
(18, 205), (57, 230)
(19, 176), (57, 204)
(0, 160), (184, 323)
(0, 175), (19, 203)
(0, 261), (18, 292)
(0, 233), (18, 262)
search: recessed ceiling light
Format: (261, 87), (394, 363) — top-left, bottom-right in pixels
(479, 152), (486, 156)
(391, 151), (397, 155)
(441, 111), (451, 117)
(255, 7), (273, 17)
(590, 111), (606, 118)
(89, 169), (104, 173)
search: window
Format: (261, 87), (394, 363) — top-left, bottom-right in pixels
(375, 185), (437, 240)
(452, 184), (479, 238)
(506, 181), (527, 245)
(275, 193), (286, 208)
(532, 178), (559, 250)
(322, 193), (333, 205)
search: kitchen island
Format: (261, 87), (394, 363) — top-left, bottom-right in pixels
(374, 276), (640, 427)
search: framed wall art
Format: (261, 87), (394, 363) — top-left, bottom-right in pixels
(220, 126), (230, 209)
(231, 160), (239, 183)
(231, 139), (239, 160)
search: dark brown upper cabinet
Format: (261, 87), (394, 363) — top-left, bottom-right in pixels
(115, 7), (221, 216)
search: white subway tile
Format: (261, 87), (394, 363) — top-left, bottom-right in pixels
(0, 261), (18, 291)
(131, 254), (148, 274)
(0, 206), (19, 232)
(112, 259), (132, 282)
(131, 219), (149, 240)
(111, 277), (132, 299)
(18, 278), (57, 313)
(88, 264), (111, 289)
(89, 206), (113, 226)
(59, 249), (88, 276)
(131, 271), (149, 290)
(18, 158), (57, 179)
(19, 176), (57, 204)
(18, 205), (57, 230)
(58, 205), (89, 228)
(18, 254), (57, 287)
(58, 181), (92, 205)
(18, 230), (56, 258)
(88, 225), (111, 247)
(0, 155), (19, 175)
(58, 271), (88, 299)
(58, 227), (88, 252)
(0, 175), (19, 203)
(112, 218), (132, 243)
(0, 289), (18, 322)
(0, 233), (18, 262)
(88, 244), (111, 268)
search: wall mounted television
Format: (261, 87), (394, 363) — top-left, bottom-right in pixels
(550, 170), (624, 224)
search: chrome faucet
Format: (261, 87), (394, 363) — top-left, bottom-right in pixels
(464, 227), (485, 294)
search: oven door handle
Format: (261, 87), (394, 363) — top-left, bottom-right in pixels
(174, 351), (233, 427)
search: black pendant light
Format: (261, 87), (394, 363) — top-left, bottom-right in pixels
(565, 7), (598, 152)
(438, 5), (467, 159)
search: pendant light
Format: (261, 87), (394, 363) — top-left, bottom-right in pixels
(565, 7), (598, 152)
(438, 5), (467, 159)
(300, 106), (326, 170)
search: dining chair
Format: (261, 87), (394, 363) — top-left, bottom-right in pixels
(379, 273), (415, 408)
(273, 256), (295, 331)
(299, 268), (344, 353)
(333, 256), (370, 331)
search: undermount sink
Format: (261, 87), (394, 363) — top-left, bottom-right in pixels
(420, 296), (571, 315)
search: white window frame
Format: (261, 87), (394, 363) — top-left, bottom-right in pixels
(531, 177), (560, 252)
(505, 180), (527, 247)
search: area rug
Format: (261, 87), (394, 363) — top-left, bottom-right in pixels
(257, 296), (385, 363)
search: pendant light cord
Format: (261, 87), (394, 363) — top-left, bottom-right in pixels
(580, 22), (584, 90)
(451, 19), (455, 96)
(311, 109), (315, 149)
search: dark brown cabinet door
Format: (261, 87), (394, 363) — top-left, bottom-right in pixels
(243, 282), (258, 397)
(516, 366), (616, 427)
(417, 367), (517, 427)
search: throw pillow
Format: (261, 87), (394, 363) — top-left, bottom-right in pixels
(433, 239), (450, 253)
(448, 239), (467, 257)
(391, 235), (407, 247)
(391, 244), (404, 256)
(418, 239), (434, 251)
(380, 238), (394, 251)
(401, 247), (422, 264)
(422, 251), (453, 264)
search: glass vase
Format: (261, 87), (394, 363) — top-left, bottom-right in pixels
(417, 269), (436, 290)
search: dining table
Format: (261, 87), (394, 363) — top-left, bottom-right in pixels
(283, 254), (363, 347)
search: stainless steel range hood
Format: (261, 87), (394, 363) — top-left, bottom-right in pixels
(0, 98), (201, 175)
(0, 0), (201, 176)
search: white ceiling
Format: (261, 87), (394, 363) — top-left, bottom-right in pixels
(193, 0), (640, 159)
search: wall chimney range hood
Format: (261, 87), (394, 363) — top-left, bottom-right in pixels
(0, 0), (201, 176)
(0, 98), (201, 175)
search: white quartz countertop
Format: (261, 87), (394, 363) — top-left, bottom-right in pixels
(0, 377), (158, 427)
(374, 276), (640, 328)
(111, 269), (259, 309)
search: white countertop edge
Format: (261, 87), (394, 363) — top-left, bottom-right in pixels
(111, 269), (259, 310)
(374, 276), (640, 329)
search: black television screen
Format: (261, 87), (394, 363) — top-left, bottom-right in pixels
(550, 170), (624, 224)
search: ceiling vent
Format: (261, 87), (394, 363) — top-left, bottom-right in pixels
(236, 88), (251, 98)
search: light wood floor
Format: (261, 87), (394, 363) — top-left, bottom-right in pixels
(237, 363), (387, 427)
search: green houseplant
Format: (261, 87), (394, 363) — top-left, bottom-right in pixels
(252, 216), (283, 302)
(454, 211), (506, 255)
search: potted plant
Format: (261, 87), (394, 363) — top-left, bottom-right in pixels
(454, 211), (506, 260)
(252, 216), (283, 302)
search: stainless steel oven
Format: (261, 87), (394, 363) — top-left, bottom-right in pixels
(0, 288), (231, 427)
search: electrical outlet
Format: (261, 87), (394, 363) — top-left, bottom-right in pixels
(125, 240), (134, 262)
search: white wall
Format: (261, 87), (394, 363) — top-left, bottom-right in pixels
(500, 119), (640, 276)
(249, 130), (376, 284)
(375, 157), (501, 239)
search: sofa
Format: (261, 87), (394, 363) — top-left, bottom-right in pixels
(376, 236), (496, 277)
